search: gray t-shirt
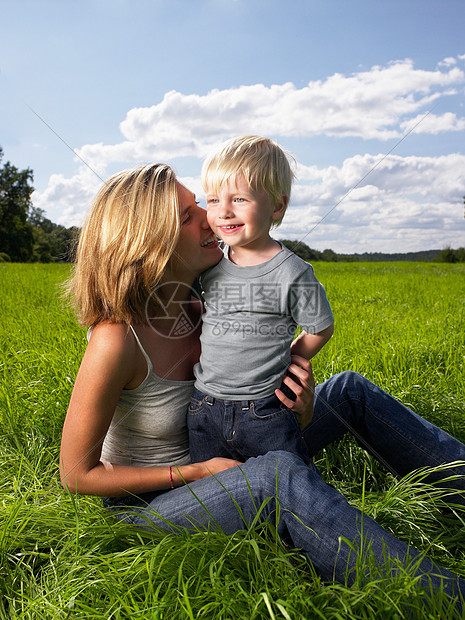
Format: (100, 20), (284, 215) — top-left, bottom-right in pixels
(194, 244), (334, 400)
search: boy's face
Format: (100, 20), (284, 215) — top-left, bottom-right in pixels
(205, 175), (284, 251)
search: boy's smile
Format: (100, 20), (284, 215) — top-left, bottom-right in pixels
(206, 175), (286, 264)
(217, 223), (244, 234)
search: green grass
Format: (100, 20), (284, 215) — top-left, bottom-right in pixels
(1, 262), (465, 618)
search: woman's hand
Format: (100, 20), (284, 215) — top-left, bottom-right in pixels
(169, 457), (243, 488)
(275, 355), (315, 430)
(195, 457), (243, 479)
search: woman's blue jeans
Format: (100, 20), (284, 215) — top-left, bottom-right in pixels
(104, 372), (465, 603)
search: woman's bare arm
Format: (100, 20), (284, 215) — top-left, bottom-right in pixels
(60, 323), (240, 497)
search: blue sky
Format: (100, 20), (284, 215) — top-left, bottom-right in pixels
(1, 0), (464, 252)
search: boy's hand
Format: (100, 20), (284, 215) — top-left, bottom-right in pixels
(275, 355), (315, 429)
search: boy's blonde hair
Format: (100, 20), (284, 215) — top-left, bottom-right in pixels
(65, 163), (180, 326)
(201, 135), (295, 227)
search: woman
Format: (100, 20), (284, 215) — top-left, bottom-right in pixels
(60, 163), (465, 606)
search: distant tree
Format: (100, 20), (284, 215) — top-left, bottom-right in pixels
(0, 148), (35, 261)
(29, 206), (78, 262)
(321, 248), (338, 262)
(280, 239), (322, 261)
(455, 247), (465, 262)
(437, 246), (459, 263)
(31, 216), (53, 262)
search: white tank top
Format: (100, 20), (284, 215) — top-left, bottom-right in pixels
(99, 326), (194, 467)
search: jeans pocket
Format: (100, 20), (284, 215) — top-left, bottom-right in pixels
(250, 395), (291, 420)
(188, 397), (205, 416)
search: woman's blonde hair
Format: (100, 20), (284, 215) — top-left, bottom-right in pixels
(66, 163), (180, 326)
(201, 135), (296, 227)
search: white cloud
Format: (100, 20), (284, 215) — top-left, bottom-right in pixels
(278, 153), (465, 252)
(439, 57), (457, 67)
(69, 57), (465, 172)
(401, 112), (465, 134)
(32, 56), (465, 251)
(32, 167), (101, 227)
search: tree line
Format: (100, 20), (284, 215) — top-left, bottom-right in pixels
(1, 149), (463, 263)
(280, 241), (465, 263)
(0, 148), (78, 263)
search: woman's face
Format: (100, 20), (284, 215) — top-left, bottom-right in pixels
(172, 182), (222, 280)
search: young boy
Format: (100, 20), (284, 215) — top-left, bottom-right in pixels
(188, 135), (334, 464)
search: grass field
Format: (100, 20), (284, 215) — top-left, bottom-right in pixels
(1, 262), (465, 619)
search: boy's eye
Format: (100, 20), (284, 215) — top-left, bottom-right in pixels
(207, 198), (219, 205)
(234, 197), (245, 203)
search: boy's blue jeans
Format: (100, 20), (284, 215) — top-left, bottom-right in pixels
(187, 385), (312, 465)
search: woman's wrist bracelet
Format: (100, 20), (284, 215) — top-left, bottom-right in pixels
(169, 465), (174, 489)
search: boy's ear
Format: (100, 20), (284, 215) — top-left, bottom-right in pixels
(271, 195), (288, 221)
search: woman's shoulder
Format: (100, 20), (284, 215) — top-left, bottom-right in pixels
(87, 321), (138, 358)
(67, 321), (142, 395)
